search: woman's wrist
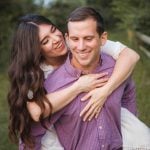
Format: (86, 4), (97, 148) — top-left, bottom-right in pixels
(102, 82), (114, 96)
(72, 81), (83, 94)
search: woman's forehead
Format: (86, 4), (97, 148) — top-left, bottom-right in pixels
(39, 24), (52, 39)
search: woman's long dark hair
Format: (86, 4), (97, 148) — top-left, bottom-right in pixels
(7, 14), (55, 148)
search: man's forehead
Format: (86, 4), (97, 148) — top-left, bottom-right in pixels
(67, 19), (97, 35)
(68, 18), (96, 27)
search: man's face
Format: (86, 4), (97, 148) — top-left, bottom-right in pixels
(66, 18), (107, 70)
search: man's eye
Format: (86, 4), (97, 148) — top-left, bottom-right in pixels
(86, 38), (92, 41)
(71, 38), (78, 41)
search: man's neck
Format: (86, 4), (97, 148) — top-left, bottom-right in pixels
(71, 56), (101, 74)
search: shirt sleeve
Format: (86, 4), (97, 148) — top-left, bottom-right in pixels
(121, 77), (137, 116)
(101, 40), (127, 60)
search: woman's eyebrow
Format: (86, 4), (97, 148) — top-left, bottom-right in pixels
(40, 27), (52, 43)
(51, 25), (56, 32)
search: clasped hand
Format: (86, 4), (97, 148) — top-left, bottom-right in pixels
(78, 73), (110, 121)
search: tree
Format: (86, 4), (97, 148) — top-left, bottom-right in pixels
(112, 0), (150, 35)
(86, 0), (117, 29)
(41, 0), (87, 33)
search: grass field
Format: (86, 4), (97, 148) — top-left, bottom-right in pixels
(0, 31), (149, 150)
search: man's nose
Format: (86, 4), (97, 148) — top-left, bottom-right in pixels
(77, 40), (85, 51)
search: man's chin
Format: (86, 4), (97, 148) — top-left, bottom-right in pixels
(78, 60), (90, 68)
(77, 53), (91, 60)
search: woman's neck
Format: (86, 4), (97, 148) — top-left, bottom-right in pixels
(45, 54), (67, 68)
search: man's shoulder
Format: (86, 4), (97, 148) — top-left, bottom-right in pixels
(44, 63), (76, 93)
(47, 64), (66, 79)
(101, 52), (115, 63)
(101, 53), (116, 69)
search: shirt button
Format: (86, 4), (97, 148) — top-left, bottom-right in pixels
(99, 126), (103, 129)
(102, 145), (105, 148)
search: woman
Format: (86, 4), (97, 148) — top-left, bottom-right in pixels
(8, 14), (149, 150)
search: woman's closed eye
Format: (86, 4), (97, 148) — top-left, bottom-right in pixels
(42, 39), (49, 45)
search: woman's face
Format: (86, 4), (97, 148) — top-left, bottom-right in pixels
(39, 24), (68, 59)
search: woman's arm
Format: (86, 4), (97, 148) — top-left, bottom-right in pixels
(101, 40), (140, 92)
(80, 46), (140, 121)
(104, 47), (140, 93)
(27, 73), (108, 121)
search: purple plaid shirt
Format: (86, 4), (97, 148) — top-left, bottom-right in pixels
(19, 53), (136, 150)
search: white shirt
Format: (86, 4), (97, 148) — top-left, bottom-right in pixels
(101, 40), (126, 60)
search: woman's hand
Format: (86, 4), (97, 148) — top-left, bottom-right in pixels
(80, 86), (111, 121)
(75, 72), (109, 93)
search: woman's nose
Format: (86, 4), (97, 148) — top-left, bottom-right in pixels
(51, 34), (60, 44)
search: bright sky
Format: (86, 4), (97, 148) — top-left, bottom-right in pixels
(34, 0), (54, 6)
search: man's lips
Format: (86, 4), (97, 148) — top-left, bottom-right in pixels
(77, 51), (91, 59)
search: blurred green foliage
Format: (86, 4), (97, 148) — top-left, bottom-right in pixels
(0, 0), (38, 72)
(112, 0), (150, 35)
(0, 0), (149, 72)
(0, 0), (149, 149)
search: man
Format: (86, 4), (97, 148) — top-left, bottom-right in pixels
(44, 7), (136, 150)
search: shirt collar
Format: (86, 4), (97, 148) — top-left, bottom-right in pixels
(64, 53), (82, 78)
(64, 52), (113, 78)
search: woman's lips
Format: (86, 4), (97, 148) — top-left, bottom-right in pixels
(54, 42), (65, 52)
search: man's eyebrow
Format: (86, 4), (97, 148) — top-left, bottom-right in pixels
(69, 36), (78, 38)
(85, 35), (94, 38)
(85, 35), (94, 37)
(69, 35), (94, 38)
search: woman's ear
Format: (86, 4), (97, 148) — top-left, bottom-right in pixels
(100, 32), (107, 46)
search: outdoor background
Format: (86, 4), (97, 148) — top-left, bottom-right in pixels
(0, 0), (149, 149)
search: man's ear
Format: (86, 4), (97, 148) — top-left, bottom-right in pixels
(65, 32), (69, 47)
(65, 32), (69, 42)
(100, 32), (107, 46)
